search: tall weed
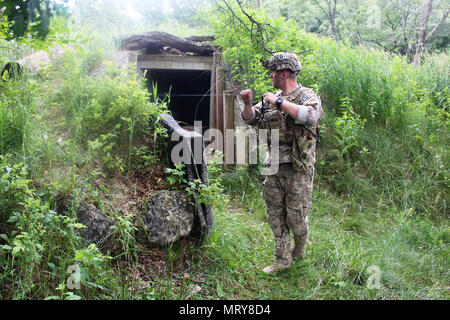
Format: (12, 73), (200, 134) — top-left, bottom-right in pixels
(51, 50), (169, 174)
(0, 77), (36, 156)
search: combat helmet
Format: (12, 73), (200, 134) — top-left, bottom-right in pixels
(262, 52), (301, 75)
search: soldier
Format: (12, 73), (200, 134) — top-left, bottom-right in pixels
(240, 52), (323, 274)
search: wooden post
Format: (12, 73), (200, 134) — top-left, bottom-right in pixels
(213, 52), (225, 156)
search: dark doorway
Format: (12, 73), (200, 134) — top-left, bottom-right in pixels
(146, 69), (211, 132)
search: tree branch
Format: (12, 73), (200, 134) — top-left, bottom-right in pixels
(217, 0), (278, 56)
(425, 8), (449, 41)
(312, 0), (332, 19)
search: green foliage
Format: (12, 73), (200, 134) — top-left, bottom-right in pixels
(130, 145), (162, 174)
(0, 156), (84, 298)
(0, 0), (68, 40)
(333, 96), (367, 160)
(0, 157), (31, 233)
(0, 0), (447, 301)
(211, 5), (448, 216)
(190, 184), (448, 300)
(165, 160), (228, 211)
(110, 214), (137, 262)
(219, 164), (265, 219)
(0, 76), (37, 155)
(72, 243), (111, 289)
(210, 2), (302, 96)
(263, 0), (449, 59)
(187, 178), (229, 212)
(164, 163), (188, 188)
(51, 49), (169, 174)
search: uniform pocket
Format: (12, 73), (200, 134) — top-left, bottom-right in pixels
(291, 134), (316, 172)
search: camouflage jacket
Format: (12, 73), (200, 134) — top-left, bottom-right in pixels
(243, 85), (323, 171)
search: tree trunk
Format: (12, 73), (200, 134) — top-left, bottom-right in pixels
(330, 0), (337, 38)
(312, 0), (338, 38)
(414, 0), (433, 64)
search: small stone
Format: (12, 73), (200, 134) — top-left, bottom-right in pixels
(190, 285), (202, 294)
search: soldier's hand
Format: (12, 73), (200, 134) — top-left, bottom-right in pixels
(240, 89), (254, 106)
(263, 92), (277, 108)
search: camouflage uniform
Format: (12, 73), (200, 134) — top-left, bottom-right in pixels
(243, 53), (323, 271)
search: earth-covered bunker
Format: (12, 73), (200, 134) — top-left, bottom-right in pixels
(120, 31), (246, 160)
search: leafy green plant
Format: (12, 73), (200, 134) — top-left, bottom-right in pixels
(51, 52), (169, 175)
(164, 163), (188, 188)
(0, 1), (447, 301)
(0, 77), (36, 156)
(44, 243), (113, 300)
(187, 178), (228, 212)
(0, 156), (87, 298)
(88, 130), (124, 174)
(130, 145), (160, 173)
(206, 151), (224, 183)
(110, 214), (137, 263)
(333, 96), (367, 161)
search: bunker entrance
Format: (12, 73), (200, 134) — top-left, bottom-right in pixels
(146, 69), (211, 133)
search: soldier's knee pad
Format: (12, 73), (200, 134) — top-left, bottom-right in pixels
(286, 214), (308, 237)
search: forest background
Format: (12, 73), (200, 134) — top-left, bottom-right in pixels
(0, 0), (448, 300)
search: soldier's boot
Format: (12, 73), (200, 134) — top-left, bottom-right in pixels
(292, 234), (308, 259)
(263, 237), (292, 275)
(262, 257), (291, 275)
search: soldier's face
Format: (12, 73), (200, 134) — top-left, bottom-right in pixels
(270, 70), (287, 89)
(270, 70), (281, 88)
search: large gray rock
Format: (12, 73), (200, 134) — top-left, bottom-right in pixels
(17, 47), (63, 74)
(76, 202), (115, 250)
(139, 190), (195, 246)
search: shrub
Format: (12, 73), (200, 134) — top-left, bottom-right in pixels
(0, 156), (80, 298)
(0, 77), (36, 156)
(52, 50), (169, 174)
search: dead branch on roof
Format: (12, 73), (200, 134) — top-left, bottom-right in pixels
(120, 31), (217, 56)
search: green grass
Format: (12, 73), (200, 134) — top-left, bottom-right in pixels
(182, 180), (448, 300)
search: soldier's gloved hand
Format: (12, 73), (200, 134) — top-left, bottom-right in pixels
(263, 92), (278, 109)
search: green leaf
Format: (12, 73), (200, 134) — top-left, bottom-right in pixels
(7, 215), (18, 223)
(64, 294), (82, 300)
(12, 246), (22, 256)
(75, 251), (85, 260)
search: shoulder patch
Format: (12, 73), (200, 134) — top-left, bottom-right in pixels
(300, 94), (314, 104)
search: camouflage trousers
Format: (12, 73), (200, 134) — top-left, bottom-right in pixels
(263, 163), (314, 269)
